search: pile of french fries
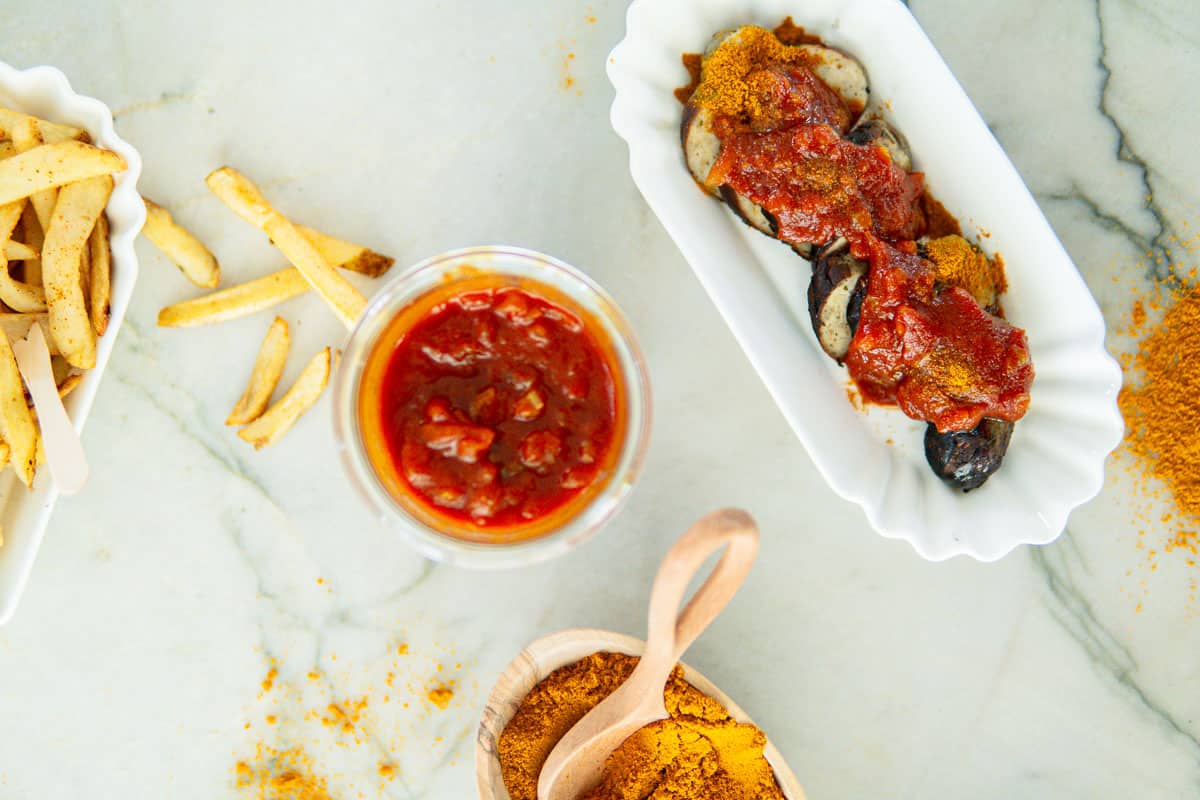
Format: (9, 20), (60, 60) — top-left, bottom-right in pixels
(145, 167), (395, 449)
(0, 107), (123, 491)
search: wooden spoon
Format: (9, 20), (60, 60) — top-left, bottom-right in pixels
(536, 507), (759, 800)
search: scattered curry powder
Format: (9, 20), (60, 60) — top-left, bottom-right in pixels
(321, 697), (369, 734)
(426, 681), (455, 710)
(497, 652), (784, 800)
(236, 643), (463, 797)
(1120, 283), (1200, 557)
(236, 746), (331, 800)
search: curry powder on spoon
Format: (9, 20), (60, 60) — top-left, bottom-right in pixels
(496, 652), (785, 800)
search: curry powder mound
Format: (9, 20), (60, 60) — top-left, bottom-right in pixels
(497, 652), (785, 800)
(688, 26), (821, 123)
(1120, 285), (1200, 556)
(924, 235), (998, 309)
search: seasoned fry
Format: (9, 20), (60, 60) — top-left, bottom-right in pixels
(57, 372), (82, 399)
(297, 224), (394, 278)
(0, 201), (43, 312)
(0, 267), (46, 313)
(237, 347), (331, 449)
(0, 141), (124, 207)
(4, 240), (37, 261)
(0, 107), (86, 144)
(0, 329), (37, 485)
(20, 203), (43, 286)
(157, 268), (309, 327)
(79, 232), (92, 319)
(0, 201), (23, 239)
(50, 355), (71, 386)
(206, 168), (365, 328)
(89, 214), (111, 335)
(227, 317), (290, 426)
(43, 175), (112, 368)
(141, 197), (219, 288)
(10, 116), (58, 232)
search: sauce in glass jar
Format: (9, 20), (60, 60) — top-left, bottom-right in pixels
(357, 274), (626, 543)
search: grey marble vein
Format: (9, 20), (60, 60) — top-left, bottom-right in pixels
(1032, 533), (1200, 759)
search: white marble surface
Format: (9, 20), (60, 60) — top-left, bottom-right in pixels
(0, 1), (1198, 797)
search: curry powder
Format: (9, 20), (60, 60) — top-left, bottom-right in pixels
(497, 652), (785, 800)
(1121, 284), (1200, 556)
(924, 235), (998, 309)
(688, 26), (821, 125)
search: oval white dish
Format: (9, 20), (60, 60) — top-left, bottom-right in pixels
(606, 0), (1123, 561)
(0, 62), (144, 624)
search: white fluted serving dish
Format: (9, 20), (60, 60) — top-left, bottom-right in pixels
(606, 0), (1123, 560)
(0, 62), (144, 623)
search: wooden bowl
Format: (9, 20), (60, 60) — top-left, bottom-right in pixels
(475, 628), (807, 799)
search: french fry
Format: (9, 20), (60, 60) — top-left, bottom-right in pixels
(0, 329), (37, 485)
(156, 235), (395, 329)
(0, 141), (124, 207)
(237, 347), (331, 449)
(0, 141), (14, 160)
(89, 214), (111, 335)
(206, 168), (365, 328)
(50, 355), (71, 386)
(57, 372), (82, 399)
(43, 175), (112, 369)
(141, 197), (220, 288)
(20, 203), (43, 286)
(297, 224), (394, 278)
(0, 201), (43, 312)
(0, 267), (46, 313)
(0, 439), (9, 471)
(0, 201), (23, 239)
(4, 240), (37, 261)
(227, 317), (290, 426)
(0, 108), (87, 144)
(79, 231), (92, 319)
(157, 268), (309, 328)
(10, 116), (58, 232)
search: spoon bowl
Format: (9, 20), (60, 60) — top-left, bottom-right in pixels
(475, 627), (806, 800)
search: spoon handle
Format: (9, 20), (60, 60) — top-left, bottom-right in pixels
(643, 508), (759, 665)
(536, 509), (759, 800)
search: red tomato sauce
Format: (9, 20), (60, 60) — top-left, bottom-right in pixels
(363, 282), (621, 536)
(845, 240), (1033, 432)
(708, 122), (926, 247)
(742, 64), (853, 133)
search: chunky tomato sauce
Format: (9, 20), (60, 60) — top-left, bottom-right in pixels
(845, 240), (1032, 431)
(363, 282), (621, 536)
(742, 64), (853, 133)
(709, 122), (926, 247)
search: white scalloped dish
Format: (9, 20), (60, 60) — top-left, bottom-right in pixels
(607, 0), (1123, 560)
(0, 63), (144, 623)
